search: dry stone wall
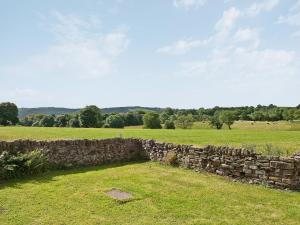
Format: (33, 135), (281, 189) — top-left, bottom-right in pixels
(0, 138), (300, 190)
(142, 140), (300, 190)
(0, 138), (145, 167)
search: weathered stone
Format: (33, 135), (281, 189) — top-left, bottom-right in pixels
(1, 138), (300, 190)
(282, 178), (293, 185)
(269, 176), (281, 182)
(249, 165), (258, 170)
(255, 170), (265, 175)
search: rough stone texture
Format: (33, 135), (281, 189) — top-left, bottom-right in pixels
(106, 188), (133, 200)
(0, 138), (145, 167)
(141, 140), (300, 190)
(0, 138), (300, 190)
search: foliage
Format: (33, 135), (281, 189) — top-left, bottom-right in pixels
(123, 112), (143, 126)
(12, 101), (300, 129)
(143, 112), (162, 129)
(68, 115), (80, 128)
(39, 115), (55, 127)
(209, 112), (223, 129)
(54, 114), (71, 127)
(283, 109), (295, 121)
(79, 105), (103, 128)
(175, 114), (193, 129)
(104, 114), (125, 128)
(164, 120), (175, 129)
(0, 102), (18, 126)
(0, 149), (48, 180)
(219, 111), (235, 129)
(159, 112), (170, 124)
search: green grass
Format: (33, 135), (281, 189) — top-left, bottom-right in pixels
(1, 126), (300, 155)
(1, 162), (300, 225)
(192, 120), (300, 131)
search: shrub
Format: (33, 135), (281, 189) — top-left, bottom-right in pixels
(175, 115), (193, 129)
(68, 115), (80, 128)
(143, 112), (162, 129)
(105, 114), (125, 128)
(164, 120), (175, 129)
(0, 149), (48, 180)
(39, 115), (55, 127)
(164, 151), (178, 166)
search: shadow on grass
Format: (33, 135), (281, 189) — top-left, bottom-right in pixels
(0, 160), (148, 190)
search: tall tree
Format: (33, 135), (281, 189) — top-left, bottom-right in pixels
(219, 111), (235, 129)
(143, 112), (161, 129)
(0, 102), (18, 125)
(79, 105), (103, 128)
(209, 112), (223, 130)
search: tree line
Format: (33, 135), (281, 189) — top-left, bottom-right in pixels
(1, 102), (300, 130)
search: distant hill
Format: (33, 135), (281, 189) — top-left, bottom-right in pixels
(18, 106), (163, 118)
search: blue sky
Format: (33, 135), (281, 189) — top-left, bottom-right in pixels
(0, 0), (300, 108)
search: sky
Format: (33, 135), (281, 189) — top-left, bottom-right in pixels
(0, 0), (300, 108)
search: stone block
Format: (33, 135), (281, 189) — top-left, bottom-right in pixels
(268, 176), (281, 182)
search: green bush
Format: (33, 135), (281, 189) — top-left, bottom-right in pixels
(0, 149), (48, 180)
(164, 120), (175, 129)
(143, 112), (162, 129)
(105, 114), (125, 128)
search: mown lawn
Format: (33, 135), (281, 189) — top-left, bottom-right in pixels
(1, 126), (300, 155)
(0, 162), (300, 225)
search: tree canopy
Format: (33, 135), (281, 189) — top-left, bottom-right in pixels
(79, 105), (102, 128)
(143, 112), (162, 129)
(0, 102), (18, 125)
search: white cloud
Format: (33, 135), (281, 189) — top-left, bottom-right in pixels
(159, 2), (300, 91)
(180, 48), (298, 84)
(233, 28), (260, 49)
(156, 38), (209, 54)
(277, 1), (300, 38)
(290, 0), (300, 12)
(214, 7), (241, 40)
(277, 12), (300, 26)
(162, 4), (299, 85)
(157, 7), (240, 54)
(246, 0), (280, 16)
(0, 12), (130, 79)
(173, 0), (206, 10)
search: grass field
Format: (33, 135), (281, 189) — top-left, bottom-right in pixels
(192, 120), (300, 131)
(1, 125), (300, 155)
(1, 162), (300, 225)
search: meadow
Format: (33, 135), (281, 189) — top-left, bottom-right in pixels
(1, 122), (300, 224)
(1, 162), (300, 225)
(1, 121), (300, 155)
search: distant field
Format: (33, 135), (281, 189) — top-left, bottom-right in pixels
(192, 120), (300, 131)
(1, 162), (300, 225)
(1, 125), (300, 155)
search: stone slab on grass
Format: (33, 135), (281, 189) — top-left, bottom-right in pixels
(105, 188), (133, 200)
